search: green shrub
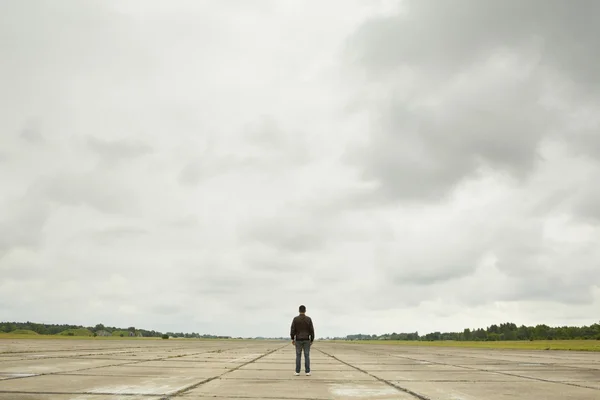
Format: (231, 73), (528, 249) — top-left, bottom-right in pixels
(57, 329), (93, 336)
(10, 329), (39, 335)
(162, 334), (169, 339)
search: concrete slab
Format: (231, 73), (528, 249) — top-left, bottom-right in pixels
(0, 395), (155, 400)
(374, 370), (522, 382)
(1, 339), (599, 399)
(396, 380), (600, 399)
(358, 363), (466, 371)
(564, 363), (600, 370)
(240, 362), (355, 371)
(66, 365), (223, 378)
(0, 374), (198, 395)
(0, 358), (129, 374)
(183, 378), (414, 399)
(222, 368), (377, 381)
(493, 367), (600, 382)
(134, 360), (233, 369)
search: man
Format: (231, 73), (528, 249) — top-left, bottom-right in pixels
(290, 305), (315, 376)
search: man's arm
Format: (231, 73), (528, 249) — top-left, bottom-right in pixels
(290, 318), (296, 341)
(309, 318), (315, 342)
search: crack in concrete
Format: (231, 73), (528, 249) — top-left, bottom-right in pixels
(344, 344), (600, 392)
(316, 347), (432, 400)
(163, 344), (289, 399)
(0, 389), (164, 396)
(0, 348), (221, 383)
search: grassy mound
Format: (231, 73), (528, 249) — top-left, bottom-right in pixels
(111, 330), (130, 337)
(57, 328), (93, 337)
(10, 329), (39, 335)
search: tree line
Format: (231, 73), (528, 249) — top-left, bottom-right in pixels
(4, 320), (599, 341)
(338, 322), (600, 341)
(0, 321), (229, 339)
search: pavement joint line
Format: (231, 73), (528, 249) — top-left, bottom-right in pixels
(0, 350), (144, 362)
(163, 344), (289, 400)
(0, 389), (164, 396)
(0, 345), (166, 355)
(316, 347), (432, 400)
(0, 349), (221, 382)
(176, 395), (329, 400)
(402, 348), (600, 370)
(176, 395), (328, 400)
(0, 344), (239, 358)
(0, 345), (237, 363)
(52, 372), (218, 378)
(343, 343), (600, 369)
(346, 345), (600, 392)
(217, 377), (375, 382)
(216, 377), (520, 383)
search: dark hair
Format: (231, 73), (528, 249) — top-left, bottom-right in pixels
(299, 305), (306, 313)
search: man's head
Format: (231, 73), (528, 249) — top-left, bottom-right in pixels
(299, 305), (306, 314)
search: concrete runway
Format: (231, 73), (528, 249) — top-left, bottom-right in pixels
(0, 339), (599, 399)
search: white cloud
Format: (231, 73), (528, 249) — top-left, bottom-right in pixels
(1, 0), (599, 337)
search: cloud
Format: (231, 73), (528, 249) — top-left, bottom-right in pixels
(1, 0), (600, 338)
(86, 137), (152, 163)
(19, 122), (44, 143)
(343, 0), (600, 202)
(35, 172), (138, 214)
(240, 213), (329, 253)
(0, 197), (51, 256)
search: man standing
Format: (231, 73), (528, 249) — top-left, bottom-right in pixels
(290, 305), (315, 376)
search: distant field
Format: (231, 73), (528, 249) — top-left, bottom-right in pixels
(7, 329), (39, 335)
(0, 333), (242, 341)
(335, 339), (600, 351)
(0, 333), (157, 340)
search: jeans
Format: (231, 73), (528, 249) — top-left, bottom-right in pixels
(295, 340), (311, 373)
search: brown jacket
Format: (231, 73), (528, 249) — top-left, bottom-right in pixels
(290, 314), (315, 342)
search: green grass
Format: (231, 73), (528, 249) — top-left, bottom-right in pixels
(0, 332), (158, 340)
(111, 330), (131, 337)
(334, 339), (600, 351)
(8, 329), (39, 335)
(0, 333), (236, 340)
(57, 328), (94, 337)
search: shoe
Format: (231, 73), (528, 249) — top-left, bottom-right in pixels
(306, 372), (311, 376)
(294, 372), (300, 376)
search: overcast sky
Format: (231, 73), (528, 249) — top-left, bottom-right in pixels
(1, 0), (599, 338)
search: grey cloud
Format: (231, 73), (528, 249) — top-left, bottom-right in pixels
(348, 0), (600, 92)
(378, 237), (486, 287)
(152, 304), (183, 316)
(245, 116), (309, 160)
(163, 215), (200, 229)
(86, 137), (152, 163)
(0, 197), (50, 255)
(34, 172), (138, 214)
(569, 125), (600, 162)
(575, 191), (600, 223)
(3, 0), (600, 337)
(240, 214), (329, 253)
(89, 226), (149, 244)
(391, 263), (476, 286)
(20, 123), (44, 143)
(178, 117), (311, 186)
(0, 1), (152, 135)
(344, 0), (600, 202)
(177, 156), (243, 186)
(245, 116), (286, 148)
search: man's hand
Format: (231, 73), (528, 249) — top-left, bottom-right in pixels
(292, 340), (295, 346)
